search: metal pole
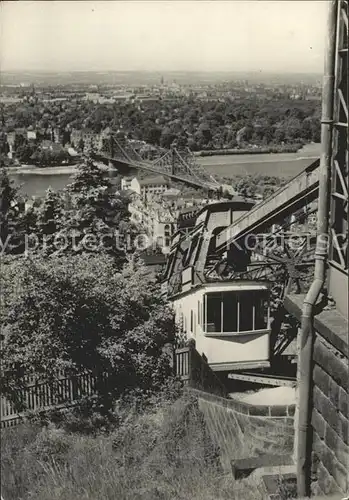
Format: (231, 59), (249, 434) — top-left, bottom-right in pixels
(296, 1), (338, 497)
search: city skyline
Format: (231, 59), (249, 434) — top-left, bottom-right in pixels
(0, 1), (328, 74)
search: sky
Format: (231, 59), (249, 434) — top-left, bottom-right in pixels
(0, 1), (328, 74)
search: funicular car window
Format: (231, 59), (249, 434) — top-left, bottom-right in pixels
(204, 289), (269, 333)
(222, 292), (238, 332)
(206, 293), (222, 333)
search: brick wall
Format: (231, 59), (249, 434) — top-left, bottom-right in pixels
(310, 333), (349, 496)
(187, 387), (295, 472)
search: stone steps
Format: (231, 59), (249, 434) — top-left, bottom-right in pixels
(258, 470), (347, 500)
(260, 472), (297, 499)
(231, 454), (294, 480)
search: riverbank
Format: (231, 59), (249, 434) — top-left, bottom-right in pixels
(194, 142), (320, 157)
(8, 143), (320, 176)
(197, 143), (320, 178)
(9, 165), (77, 175)
(194, 146), (301, 157)
(8, 162), (113, 175)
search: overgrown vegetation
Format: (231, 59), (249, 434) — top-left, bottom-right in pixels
(0, 162), (177, 414)
(276, 476), (298, 499)
(1, 254), (176, 409)
(1, 392), (263, 500)
(0, 161), (136, 259)
(226, 173), (287, 199)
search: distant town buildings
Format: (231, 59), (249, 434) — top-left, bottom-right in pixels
(120, 177), (136, 192)
(27, 130), (37, 141)
(123, 175), (210, 253)
(121, 175), (169, 198)
(139, 176), (169, 198)
(128, 195), (176, 253)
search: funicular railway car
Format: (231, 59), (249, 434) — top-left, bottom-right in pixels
(163, 199), (273, 371)
(172, 280), (271, 371)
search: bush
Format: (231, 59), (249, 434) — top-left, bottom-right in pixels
(1, 255), (177, 411)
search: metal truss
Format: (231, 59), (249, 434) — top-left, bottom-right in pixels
(330, 0), (348, 273)
(205, 207), (317, 296)
(99, 133), (220, 192)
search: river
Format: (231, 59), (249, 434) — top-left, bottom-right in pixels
(9, 164), (115, 199)
(10, 171), (74, 199)
(9, 143), (320, 200)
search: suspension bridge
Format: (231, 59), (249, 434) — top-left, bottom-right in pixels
(94, 133), (225, 192)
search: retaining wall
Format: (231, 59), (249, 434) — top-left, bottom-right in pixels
(284, 293), (349, 497)
(187, 387), (295, 472)
(310, 333), (349, 497)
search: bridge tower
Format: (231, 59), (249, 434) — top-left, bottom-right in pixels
(97, 134), (223, 193)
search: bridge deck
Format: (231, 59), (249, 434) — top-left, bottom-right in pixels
(96, 153), (220, 191)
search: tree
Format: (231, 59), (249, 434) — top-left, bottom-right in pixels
(67, 159), (109, 193)
(0, 254), (176, 410)
(0, 160), (137, 262)
(35, 187), (64, 238)
(0, 168), (26, 254)
(143, 123), (161, 145)
(78, 138), (85, 152)
(62, 130), (71, 147)
(30, 148), (71, 167)
(160, 127), (176, 149)
(0, 133), (9, 156)
(51, 160), (135, 264)
(197, 122), (212, 147)
(13, 133), (27, 152)
(14, 139), (36, 164)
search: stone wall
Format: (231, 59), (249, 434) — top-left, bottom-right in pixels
(187, 387), (295, 472)
(310, 333), (349, 496)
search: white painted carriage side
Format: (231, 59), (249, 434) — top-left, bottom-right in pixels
(172, 282), (271, 369)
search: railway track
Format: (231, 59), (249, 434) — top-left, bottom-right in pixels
(227, 371), (297, 387)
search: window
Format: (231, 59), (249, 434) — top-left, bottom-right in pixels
(190, 310), (193, 333)
(239, 292), (254, 332)
(203, 290), (269, 334)
(223, 292), (238, 332)
(206, 293), (222, 333)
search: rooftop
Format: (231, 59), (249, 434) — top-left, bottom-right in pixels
(139, 176), (169, 187)
(179, 206), (199, 215)
(162, 188), (181, 197)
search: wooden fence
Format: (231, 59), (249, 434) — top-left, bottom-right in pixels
(1, 372), (98, 428)
(175, 347), (191, 384)
(2, 347), (226, 427)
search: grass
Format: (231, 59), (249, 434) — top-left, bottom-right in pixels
(277, 475), (298, 499)
(1, 392), (264, 500)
